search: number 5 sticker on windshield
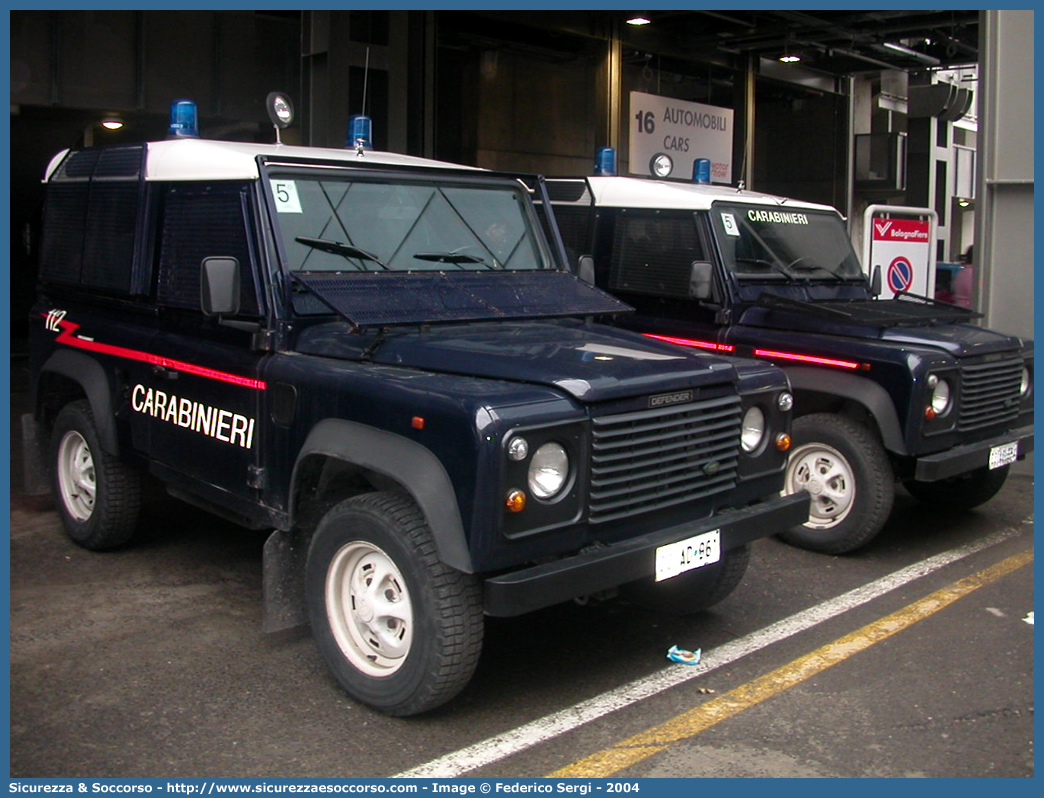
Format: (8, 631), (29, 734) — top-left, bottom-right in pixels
(271, 179), (302, 213)
(721, 212), (740, 237)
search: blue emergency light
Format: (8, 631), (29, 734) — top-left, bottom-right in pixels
(168, 99), (199, 139)
(595, 147), (617, 175)
(347, 115), (373, 150)
(693, 158), (711, 184)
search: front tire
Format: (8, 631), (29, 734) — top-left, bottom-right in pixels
(778, 413), (894, 554)
(622, 544), (750, 615)
(903, 465), (1010, 510)
(50, 400), (141, 550)
(305, 492), (483, 716)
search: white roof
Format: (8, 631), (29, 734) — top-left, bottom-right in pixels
(144, 138), (481, 181)
(44, 138), (483, 183)
(574, 175), (839, 214)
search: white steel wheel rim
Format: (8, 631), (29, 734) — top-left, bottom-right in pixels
(57, 430), (96, 522)
(325, 541), (414, 678)
(785, 442), (856, 529)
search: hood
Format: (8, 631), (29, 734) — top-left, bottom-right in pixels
(877, 323), (1024, 357)
(295, 319), (738, 403)
(740, 298), (1023, 358)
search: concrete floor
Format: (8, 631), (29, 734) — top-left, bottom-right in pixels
(7, 355), (1034, 779)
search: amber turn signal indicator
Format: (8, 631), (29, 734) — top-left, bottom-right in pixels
(505, 489), (527, 513)
(775, 433), (792, 451)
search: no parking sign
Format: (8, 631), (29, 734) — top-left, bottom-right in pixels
(887, 256), (915, 293)
(862, 205), (937, 300)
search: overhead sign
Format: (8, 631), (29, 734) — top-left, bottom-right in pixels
(862, 206), (937, 300)
(628, 91), (733, 182)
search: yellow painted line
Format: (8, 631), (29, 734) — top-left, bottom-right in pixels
(550, 548), (1032, 778)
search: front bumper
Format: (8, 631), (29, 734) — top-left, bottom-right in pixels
(913, 425), (1034, 481)
(483, 491), (810, 617)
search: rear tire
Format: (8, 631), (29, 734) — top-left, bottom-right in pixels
(622, 544), (750, 615)
(903, 465), (1010, 510)
(305, 492), (484, 716)
(778, 413), (894, 554)
(50, 400), (141, 550)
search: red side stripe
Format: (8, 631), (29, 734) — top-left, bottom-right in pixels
(753, 348), (860, 370)
(51, 317), (267, 390)
(643, 333), (736, 352)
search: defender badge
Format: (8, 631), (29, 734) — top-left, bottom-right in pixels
(649, 390), (693, 408)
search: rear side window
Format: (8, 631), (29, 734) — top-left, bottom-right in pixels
(40, 146), (144, 293)
(609, 212), (704, 297)
(155, 183), (260, 316)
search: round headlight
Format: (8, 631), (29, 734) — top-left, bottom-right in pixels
(650, 152), (674, 178)
(1020, 367), (1031, 397)
(528, 442), (569, 499)
(741, 407), (766, 453)
(930, 377), (952, 416)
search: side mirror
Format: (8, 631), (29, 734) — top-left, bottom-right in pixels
(201, 257), (241, 316)
(689, 261), (714, 300)
(577, 255), (596, 285)
(870, 264), (882, 297)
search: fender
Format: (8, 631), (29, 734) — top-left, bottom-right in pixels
(39, 349), (119, 454)
(291, 419), (473, 573)
(784, 366), (907, 455)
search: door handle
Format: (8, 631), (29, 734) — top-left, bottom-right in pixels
(151, 364), (179, 380)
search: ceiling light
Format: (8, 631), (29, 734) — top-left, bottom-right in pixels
(880, 41), (940, 65)
(882, 41), (919, 56)
(626, 16), (651, 26)
(779, 54), (802, 63)
(100, 119), (124, 130)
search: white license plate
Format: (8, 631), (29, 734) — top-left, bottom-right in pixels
(989, 442), (1018, 469)
(655, 529), (721, 582)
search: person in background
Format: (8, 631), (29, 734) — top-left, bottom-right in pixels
(951, 245), (974, 308)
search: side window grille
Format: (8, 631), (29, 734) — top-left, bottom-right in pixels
(40, 146), (144, 293)
(609, 214), (703, 297)
(550, 206), (590, 268)
(156, 185), (260, 316)
(40, 184), (89, 284)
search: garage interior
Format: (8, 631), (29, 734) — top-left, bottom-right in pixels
(8, 10), (1034, 342)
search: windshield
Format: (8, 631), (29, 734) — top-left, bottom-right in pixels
(710, 204), (863, 281)
(268, 172), (552, 273)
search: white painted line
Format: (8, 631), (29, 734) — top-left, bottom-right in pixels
(394, 518), (1032, 778)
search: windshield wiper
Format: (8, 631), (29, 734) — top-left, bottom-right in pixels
(786, 258), (862, 282)
(295, 236), (390, 270)
(412, 251), (495, 269)
(735, 256), (801, 282)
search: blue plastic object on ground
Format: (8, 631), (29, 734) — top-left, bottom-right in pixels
(667, 645), (701, 665)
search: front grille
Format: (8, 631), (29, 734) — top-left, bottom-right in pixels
(589, 395), (742, 524)
(958, 355), (1023, 432)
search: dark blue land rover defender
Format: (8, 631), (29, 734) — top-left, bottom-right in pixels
(25, 103), (807, 715)
(544, 174), (1033, 555)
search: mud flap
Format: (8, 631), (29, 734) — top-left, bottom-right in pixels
(262, 527), (309, 633)
(21, 413), (51, 496)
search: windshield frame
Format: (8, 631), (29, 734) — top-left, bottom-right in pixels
(708, 201), (866, 286)
(259, 160), (560, 316)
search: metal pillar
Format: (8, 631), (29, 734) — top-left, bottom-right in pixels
(976, 10), (1034, 339)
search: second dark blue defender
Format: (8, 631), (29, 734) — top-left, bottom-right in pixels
(544, 173), (1032, 555)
